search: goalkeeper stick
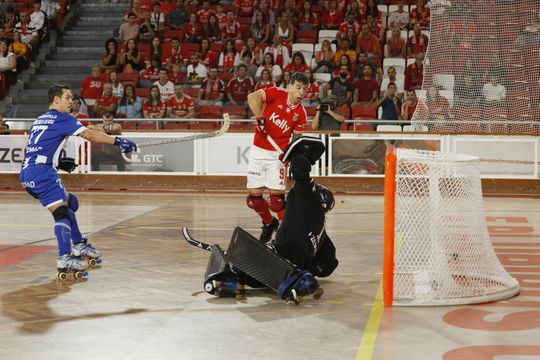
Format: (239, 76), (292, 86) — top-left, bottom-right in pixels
(137, 113), (231, 148)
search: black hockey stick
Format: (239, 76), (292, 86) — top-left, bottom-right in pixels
(181, 227), (213, 251)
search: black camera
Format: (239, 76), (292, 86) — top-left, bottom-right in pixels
(320, 99), (337, 112)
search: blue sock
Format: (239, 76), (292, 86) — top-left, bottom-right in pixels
(69, 211), (83, 244)
(55, 219), (72, 256)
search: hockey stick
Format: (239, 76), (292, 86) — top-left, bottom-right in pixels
(181, 227), (213, 251)
(137, 113), (231, 148)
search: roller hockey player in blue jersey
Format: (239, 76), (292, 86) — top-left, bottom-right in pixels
(19, 84), (138, 279)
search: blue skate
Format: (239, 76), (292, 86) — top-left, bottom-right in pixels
(278, 271), (323, 305)
(57, 254), (89, 280)
(73, 238), (102, 267)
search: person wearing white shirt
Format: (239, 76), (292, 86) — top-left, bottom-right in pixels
(153, 68), (175, 102)
(30, 1), (46, 34)
(482, 75), (506, 104)
(388, 0), (409, 30)
(41, 0), (62, 29)
(186, 53), (208, 88)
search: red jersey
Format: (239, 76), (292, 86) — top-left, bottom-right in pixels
(197, 9), (216, 26)
(255, 81), (276, 91)
(402, 100), (418, 119)
(215, 12), (227, 25)
(411, 7), (430, 27)
(162, 46), (185, 65)
(283, 63), (309, 74)
(183, 22), (203, 41)
(140, 0), (153, 12)
(298, 11), (319, 29)
(141, 65), (160, 81)
(405, 62), (424, 90)
(221, 20), (242, 39)
(253, 87), (306, 152)
(237, 0), (254, 16)
(168, 71), (185, 83)
(80, 76), (103, 100)
(201, 78), (225, 101)
(322, 10), (342, 29)
(304, 82), (320, 101)
(94, 95), (118, 115)
(338, 21), (361, 36)
(166, 95), (194, 117)
(227, 76), (254, 103)
(200, 49), (217, 67)
(143, 100), (166, 118)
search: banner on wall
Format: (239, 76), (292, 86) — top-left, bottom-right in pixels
(90, 136), (195, 173)
(329, 137), (441, 175)
(0, 135), (80, 172)
(205, 133), (321, 176)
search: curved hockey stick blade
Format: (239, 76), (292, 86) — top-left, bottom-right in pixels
(181, 227), (213, 251)
(138, 113), (231, 148)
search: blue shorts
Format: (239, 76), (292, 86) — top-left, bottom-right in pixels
(20, 165), (68, 208)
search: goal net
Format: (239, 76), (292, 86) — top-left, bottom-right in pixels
(411, 0), (540, 134)
(383, 146), (520, 306)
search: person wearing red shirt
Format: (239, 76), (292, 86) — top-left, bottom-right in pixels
(220, 10), (243, 44)
(197, 1), (216, 26)
(353, 64), (379, 106)
(337, 12), (361, 43)
(80, 66), (105, 106)
(140, 56), (161, 87)
(297, 1), (319, 31)
(245, 72), (309, 242)
(404, 52), (424, 90)
(168, 63), (185, 84)
(143, 85), (166, 119)
(166, 83), (195, 118)
(410, 0), (430, 29)
(162, 37), (186, 69)
(236, 0), (254, 17)
(401, 89), (418, 121)
(283, 52), (309, 74)
(302, 69), (320, 106)
(357, 23), (380, 58)
(93, 82), (119, 118)
(214, 4), (228, 25)
(322, 0), (342, 30)
(182, 12), (203, 43)
(139, 0), (153, 13)
(160, 0), (176, 16)
(226, 64), (254, 106)
(407, 22), (429, 56)
(197, 67), (225, 105)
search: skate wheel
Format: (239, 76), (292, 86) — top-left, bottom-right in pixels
(57, 272), (68, 281)
(74, 271), (84, 279)
(205, 282), (215, 293)
(313, 287), (324, 300)
(96, 258), (102, 264)
(295, 296), (304, 305)
(89, 259), (97, 266)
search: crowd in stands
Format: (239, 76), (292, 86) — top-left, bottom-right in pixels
(70, 0), (442, 130)
(0, 0), (67, 99)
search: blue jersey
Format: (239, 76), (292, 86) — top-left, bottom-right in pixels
(21, 109), (86, 170)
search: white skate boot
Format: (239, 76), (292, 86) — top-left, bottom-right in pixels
(57, 254), (88, 280)
(72, 238), (102, 266)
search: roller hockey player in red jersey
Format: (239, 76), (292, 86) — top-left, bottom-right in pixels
(246, 72), (309, 243)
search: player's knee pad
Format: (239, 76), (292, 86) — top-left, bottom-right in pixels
(246, 195), (266, 211)
(267, 194), (285, 213)
(52, 205), (72, 225)
(68, 193), (79, 212)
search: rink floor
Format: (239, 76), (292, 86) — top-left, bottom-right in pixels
(0, 191), (539, 360)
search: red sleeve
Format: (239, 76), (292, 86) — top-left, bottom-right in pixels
(187, 97), (194, 109)
(261, 86), (281, 104)
(143, 101), (150, 112)
(226, 79), (234, 93)
(293, 110), (306, 133)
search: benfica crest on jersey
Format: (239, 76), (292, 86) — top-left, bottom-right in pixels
(293, 114), (299, 122)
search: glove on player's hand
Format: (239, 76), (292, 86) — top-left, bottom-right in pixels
(114, 137), (138, 153)
(57, 157), (78, 173)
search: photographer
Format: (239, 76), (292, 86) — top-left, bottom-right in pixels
(312, 95), (345, 131)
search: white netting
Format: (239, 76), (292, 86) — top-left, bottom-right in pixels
(411, 0), (540, 134)
(392, 148), (519, 306)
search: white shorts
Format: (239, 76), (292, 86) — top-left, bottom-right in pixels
(246, 145), (287, 191)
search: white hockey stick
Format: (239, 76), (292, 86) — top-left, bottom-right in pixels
(137, 113), (231, 148)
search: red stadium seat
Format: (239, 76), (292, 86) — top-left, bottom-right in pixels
(229, 122), (255, 131)
(135, 87), (150, 98)
(218, 72), (234, 83)
(238, 17), (252, 26)
(304, 106), (317, 119)
(210, 43), (222, 52)
(119, 121), (137, 130)
(137, 122), (159, 130)
(295, 30), (318, 43)
(192, 121), (218, 130)
(119, 72), (139, 86)
(351, 106), (374, 120)
(198, 105), (222, 119)
(183, 87), (199, 98)
(163, 29), (182, 41)
(335, 106), (351, 119)
(223, 105), (247, 119)
(181, 43), (200, 54)
(163, 122), (190, 130)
